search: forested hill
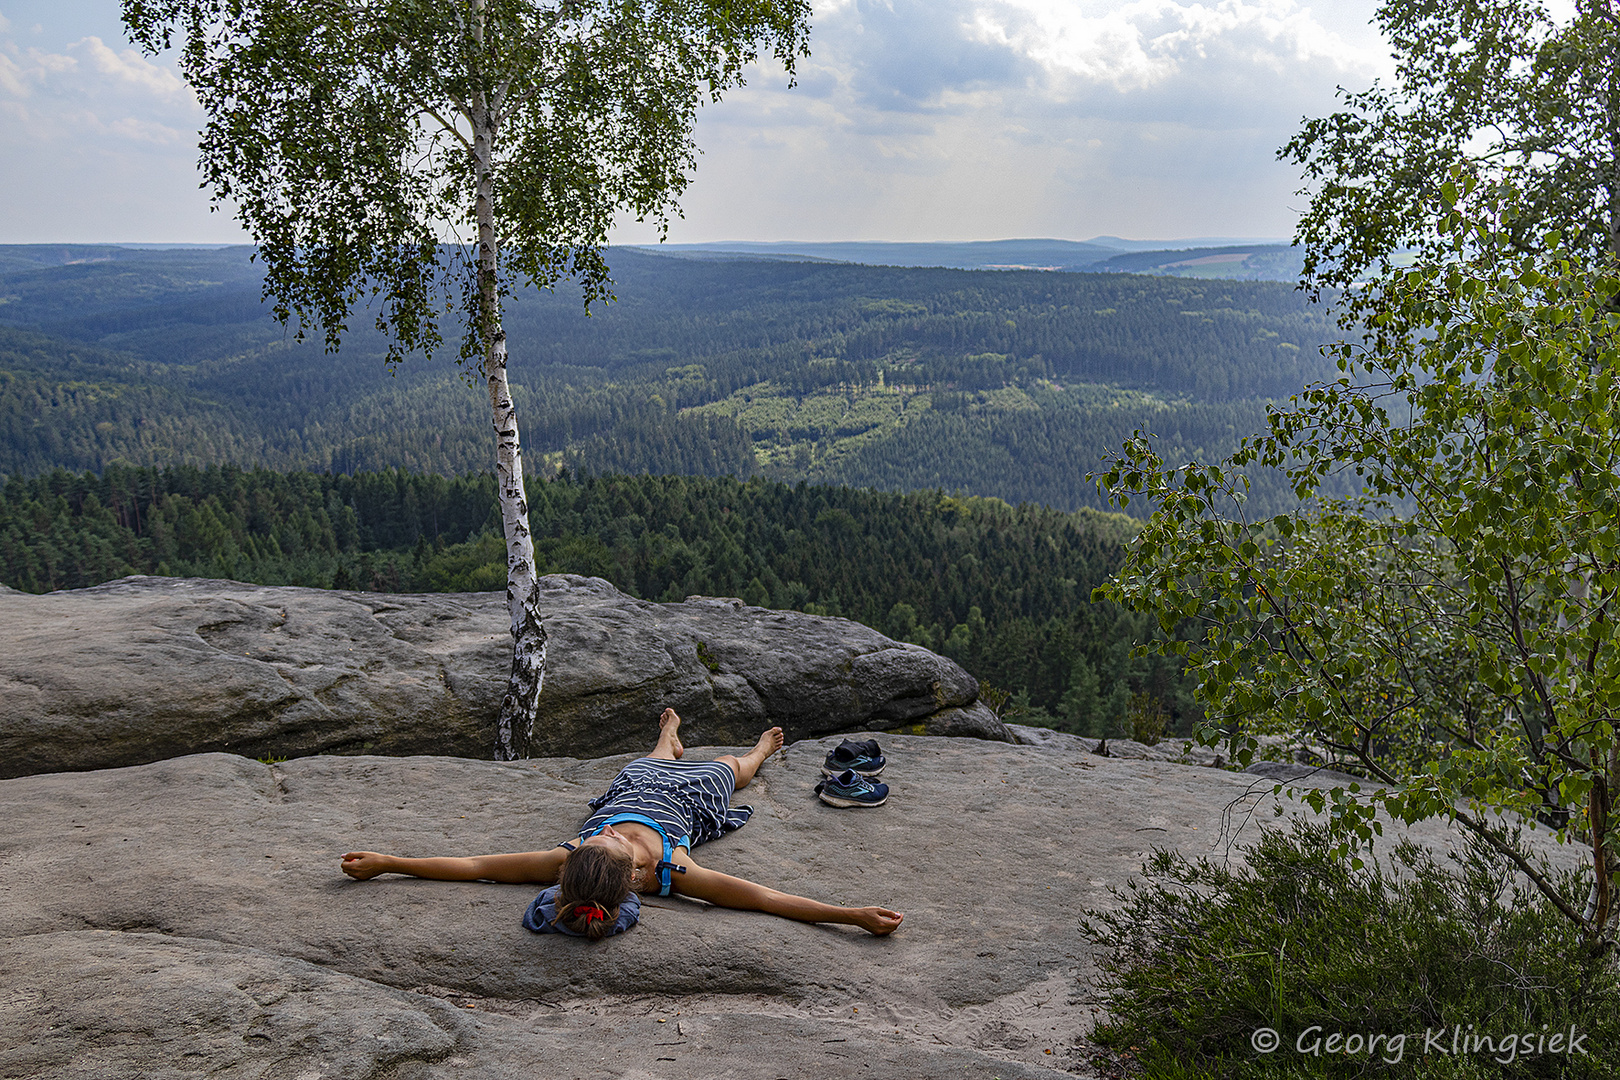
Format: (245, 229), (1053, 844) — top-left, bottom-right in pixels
(1, 465), (1191, 738)
(0, 245), (1338, 512)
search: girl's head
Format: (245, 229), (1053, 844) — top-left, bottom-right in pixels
(554, 844), (634, 940)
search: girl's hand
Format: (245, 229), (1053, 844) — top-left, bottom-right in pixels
(340, 851), (390, 880)
(852, 907), (904, 936)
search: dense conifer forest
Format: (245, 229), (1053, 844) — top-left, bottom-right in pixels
(0, 464), (1195, 737)
(0, 245), (1337, 513)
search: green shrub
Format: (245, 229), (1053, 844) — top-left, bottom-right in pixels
(1081, 822), (1620, 1078)
(1127, 691), (1168, 746)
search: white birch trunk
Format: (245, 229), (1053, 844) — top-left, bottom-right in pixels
(471, 4), (545, 761)
(1606, 0), (1619, 265)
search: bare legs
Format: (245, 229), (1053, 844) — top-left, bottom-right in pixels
(650, 707), (685, 760)
(654, 708), (782, 790)
(716, 726), (783, 791)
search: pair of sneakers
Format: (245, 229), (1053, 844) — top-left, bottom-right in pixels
(813, 738), (888, 808)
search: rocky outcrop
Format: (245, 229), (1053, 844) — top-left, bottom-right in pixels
(1005, 726), (1378, 782)
(1007, 723), (1224, 764)
(0, 575), (1009, 779)
(0, 735), (1564, 1079)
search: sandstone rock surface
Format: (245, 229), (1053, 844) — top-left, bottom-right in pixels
(0, 575), (1008, 779)
(1007, 723), (1223, 764)
(1, 733), (1558, 1079)
(1006, 726), (1364, 778)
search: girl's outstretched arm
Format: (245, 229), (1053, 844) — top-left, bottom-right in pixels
(670, 857), (902, 936)
(340, 848), (569, 885)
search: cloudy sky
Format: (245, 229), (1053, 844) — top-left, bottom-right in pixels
(0, 0), (1389, 245)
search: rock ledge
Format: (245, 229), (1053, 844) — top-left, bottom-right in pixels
(0, 575), (1008, 779)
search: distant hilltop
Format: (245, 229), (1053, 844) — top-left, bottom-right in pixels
(0, 237), (1302, 283)
(628, 237), (1302, 282)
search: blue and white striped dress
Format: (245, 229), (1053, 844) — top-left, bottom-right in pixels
(578, 758), (753, 850)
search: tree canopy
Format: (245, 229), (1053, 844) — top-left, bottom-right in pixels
(1282, 0), (1620, 306)
(123, 0), (809, 359)
(1103, 1), (1620, 941)
(1101, 176), (1620, 941)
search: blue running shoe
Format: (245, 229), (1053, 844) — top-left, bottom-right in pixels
(814, 769), (889, 808)
(822, 738), (885, 777)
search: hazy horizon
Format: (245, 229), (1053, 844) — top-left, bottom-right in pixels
(0, 234), (1292, 251)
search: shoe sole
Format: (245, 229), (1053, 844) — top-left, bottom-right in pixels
(817, 790), (888, 808)
(821, 764), (884, 778)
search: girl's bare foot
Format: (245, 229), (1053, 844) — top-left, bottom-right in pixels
(751, 726), (785, 759)
(724, 727), (786, 789)
(658, 707), (685, 759)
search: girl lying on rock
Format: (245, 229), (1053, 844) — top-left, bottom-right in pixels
(340, 708), (903, 940)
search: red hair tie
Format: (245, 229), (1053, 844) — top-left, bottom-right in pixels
(575, 903), (609, 923)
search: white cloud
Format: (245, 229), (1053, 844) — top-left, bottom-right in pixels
(0, 35), (201, 145)
(605, 0), (1388, 242)
(95, 111), (189, 145)
(1, 0), (1389, 244)
(805, 0), (1385, 133)
(0, 22), (230, 242)
(77, 36), (193, 102)
(968, 0), (1384, 91)
(0, 50), (27, 98)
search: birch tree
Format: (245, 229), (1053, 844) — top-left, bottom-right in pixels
(1282, 0), (1620, 308)
(1266, 0), (1620, 939)
(1100, 176), (1620, 943)
(123, 0), (809, 759)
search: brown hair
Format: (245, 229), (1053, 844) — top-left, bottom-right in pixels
(555, 844), (633, 940)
